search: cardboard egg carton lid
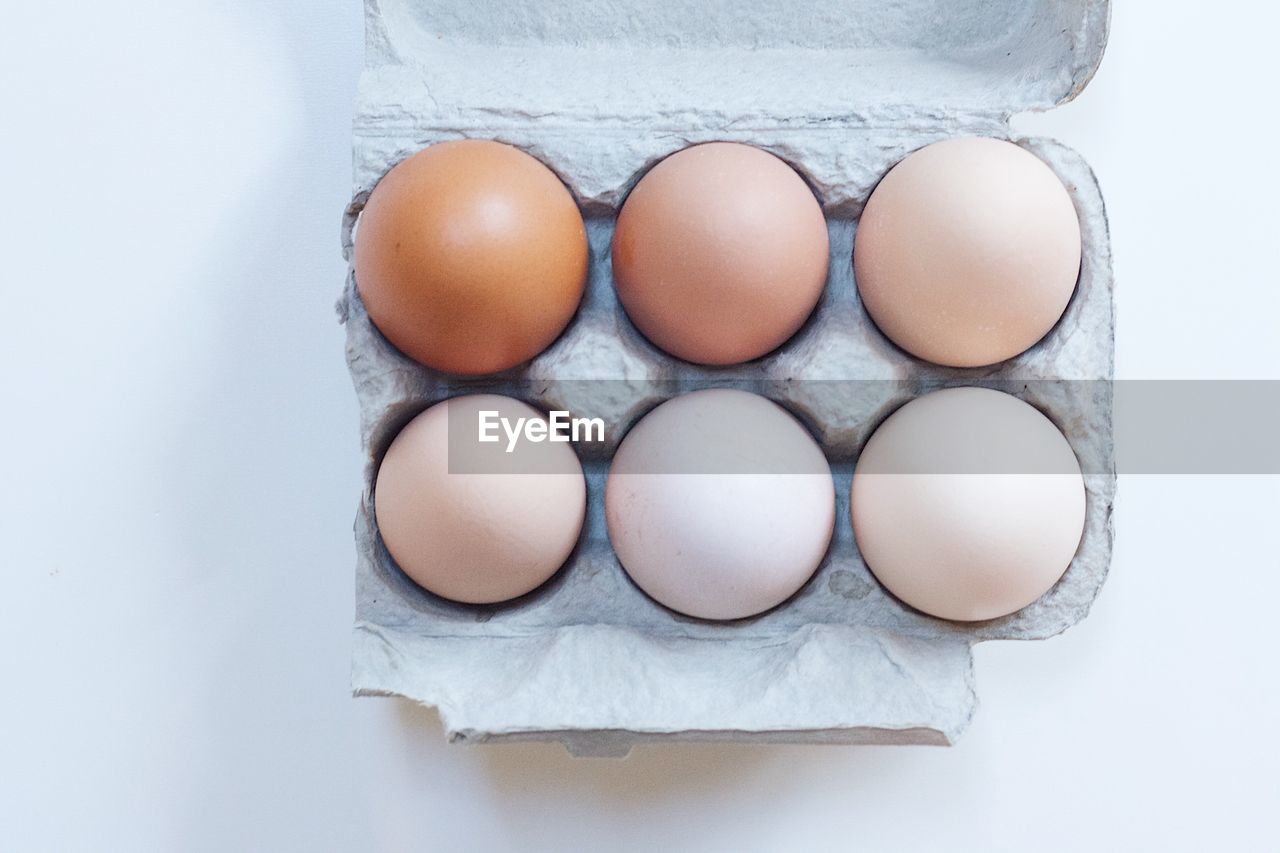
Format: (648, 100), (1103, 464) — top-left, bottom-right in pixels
(341, 0), (1115, 755)
(357, 0), (1108, 127)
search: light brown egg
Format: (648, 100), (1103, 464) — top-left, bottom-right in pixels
(355, 140), (588, 376)
(374, 395), (586, 604)
(611, 142), (830, 365)
(854, 137), (1082, 368)
(851, 387), (1085, 622)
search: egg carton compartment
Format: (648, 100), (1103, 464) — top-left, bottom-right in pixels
(341, 0), (1114, 754)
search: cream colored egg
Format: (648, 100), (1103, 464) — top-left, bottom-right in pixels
(854, 137), (1081, 368)
(851, 387), (1085, 621)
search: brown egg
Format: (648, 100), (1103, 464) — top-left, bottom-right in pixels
(355, 140), (588, 376)
(611, 142), (830, 365)
(853, 137), (1081, 368)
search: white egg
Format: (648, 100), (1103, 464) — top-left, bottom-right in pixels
(605, 389), (835, 621)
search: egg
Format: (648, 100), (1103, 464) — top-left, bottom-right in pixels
(605, 389), (835, 621)
(374, 395), (586, 604)
(853, 137), (1082, 368)
(611, 142), (830, 365)
(851, 387), (1086, 622)
(355, 140), (588, 376)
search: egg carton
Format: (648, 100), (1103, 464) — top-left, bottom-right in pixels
(340, 0), (1114, 755)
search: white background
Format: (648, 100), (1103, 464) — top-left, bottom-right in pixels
(3, 1), (1278, 851)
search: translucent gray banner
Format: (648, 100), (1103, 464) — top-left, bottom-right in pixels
(435, 380), (1280, 475)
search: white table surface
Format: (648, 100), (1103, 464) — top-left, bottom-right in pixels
(3, 1), (1277, 850)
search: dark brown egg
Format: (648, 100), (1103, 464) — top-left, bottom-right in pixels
(355, 140), (588, 375)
